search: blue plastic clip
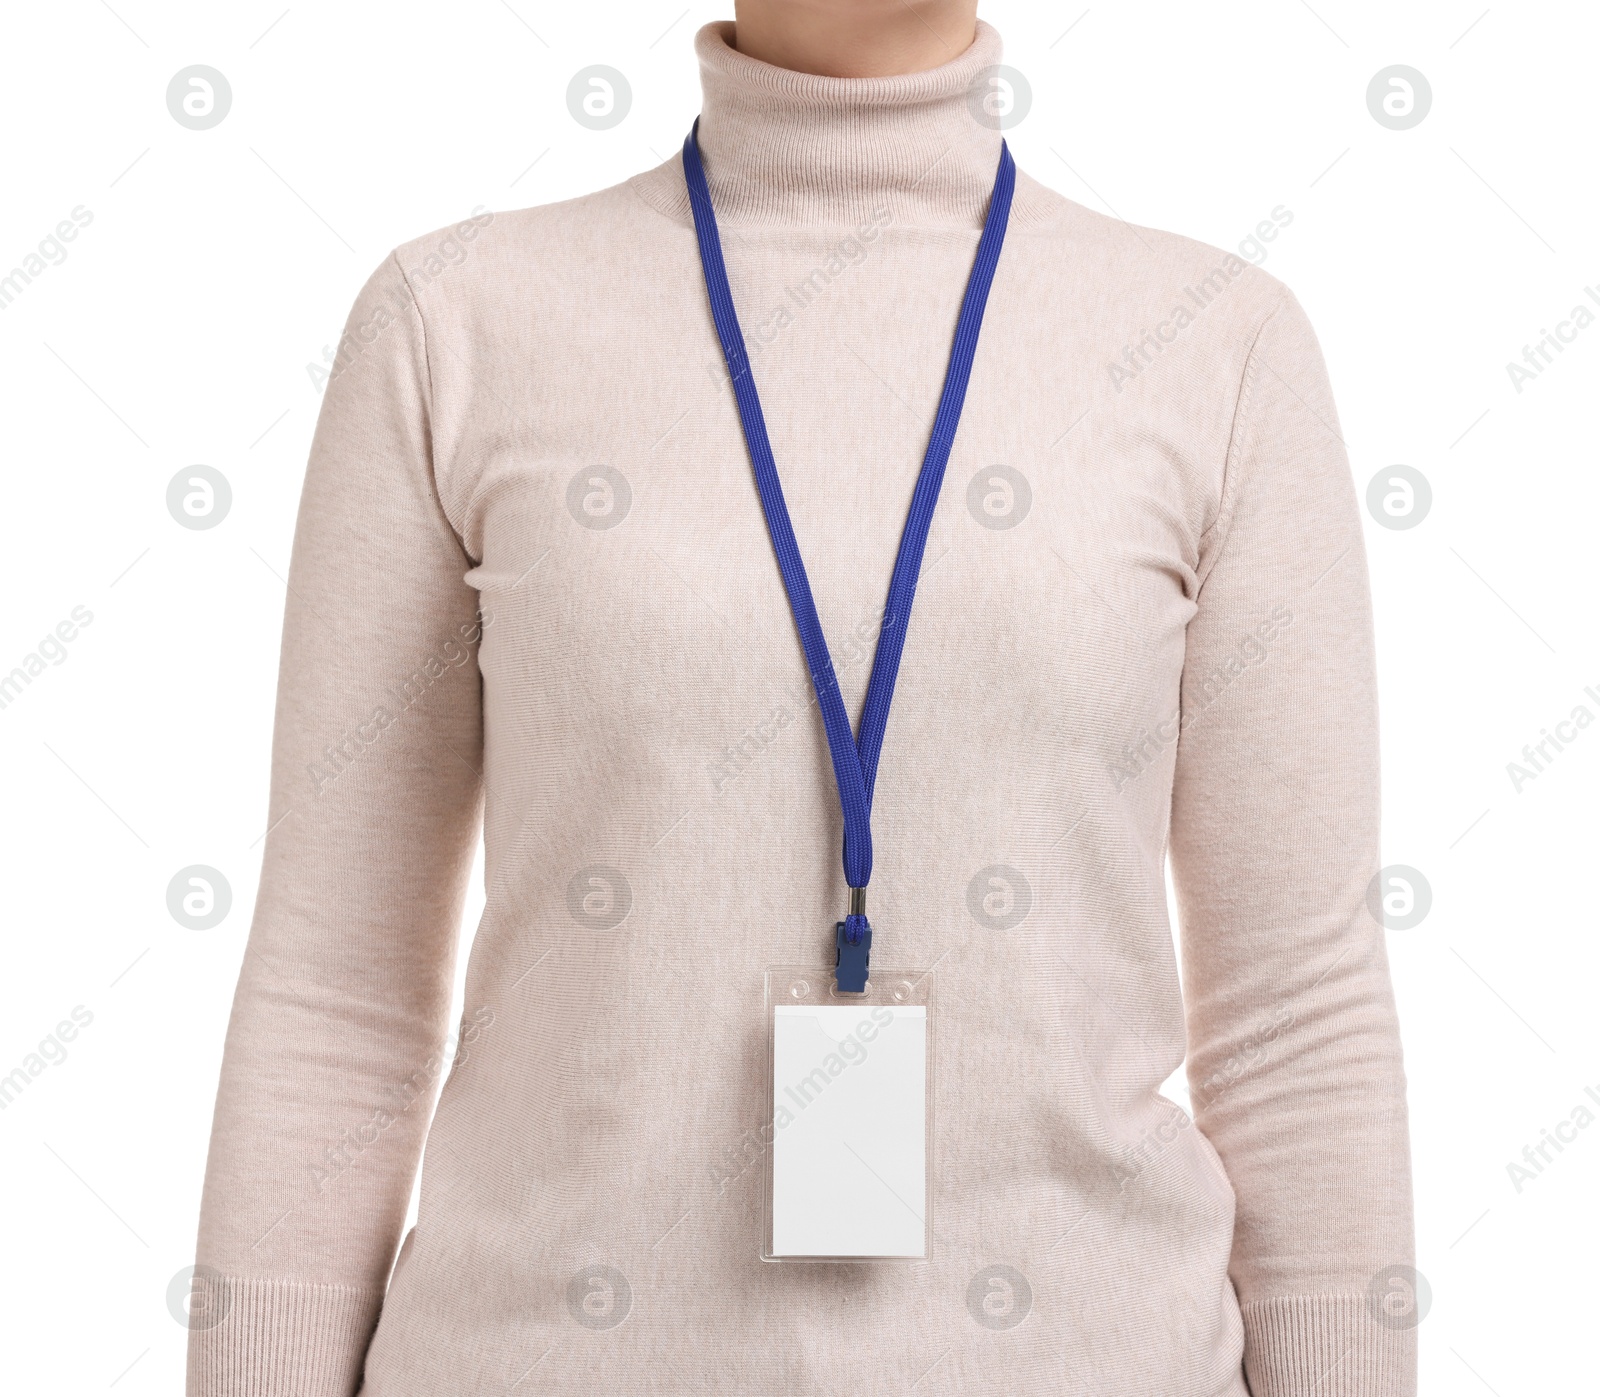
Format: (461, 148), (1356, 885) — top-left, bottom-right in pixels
(835, 892), (871, 993)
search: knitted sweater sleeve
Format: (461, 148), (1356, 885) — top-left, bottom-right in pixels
(1168, 290), (1418, 1397)
(186, 253), (484, 1397)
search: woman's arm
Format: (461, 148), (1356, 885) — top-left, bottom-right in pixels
(1169, 291), (1417, 1397)
(187, 253), (484, 1397)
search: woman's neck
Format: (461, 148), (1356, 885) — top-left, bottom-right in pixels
(683, 19), (1005, 227)
(730, 0), (979, 78)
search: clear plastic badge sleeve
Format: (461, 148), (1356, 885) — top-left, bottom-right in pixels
(763, 967), (934, 1262)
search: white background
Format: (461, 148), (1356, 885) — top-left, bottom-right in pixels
(1, 1), (1595, 1392)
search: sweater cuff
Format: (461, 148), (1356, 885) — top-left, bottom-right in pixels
(1241, 1294), (1418, 1397)
(186, 1275), (383, 1397)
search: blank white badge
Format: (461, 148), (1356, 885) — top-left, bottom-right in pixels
(770, 1004), (927, 1258)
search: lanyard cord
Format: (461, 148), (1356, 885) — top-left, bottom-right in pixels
(683, 120), (1015, 971)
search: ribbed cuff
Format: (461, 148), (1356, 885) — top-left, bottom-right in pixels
(186, 1275), (383, 1397)
(1241, 1294), (1417, 1397)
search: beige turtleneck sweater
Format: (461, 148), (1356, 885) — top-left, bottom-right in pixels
(189, 21), (1415, 1397)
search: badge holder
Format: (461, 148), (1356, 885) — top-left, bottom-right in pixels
(686, 124), (1009, 1265)
(761, 966), (935, 1262)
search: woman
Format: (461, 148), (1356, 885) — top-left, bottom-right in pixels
(188, 2), (1415, 1393)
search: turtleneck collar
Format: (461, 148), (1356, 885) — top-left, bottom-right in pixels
(635, 20), (1020, 230)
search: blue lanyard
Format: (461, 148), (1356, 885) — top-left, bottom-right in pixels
(683, 120), (1015, 990)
